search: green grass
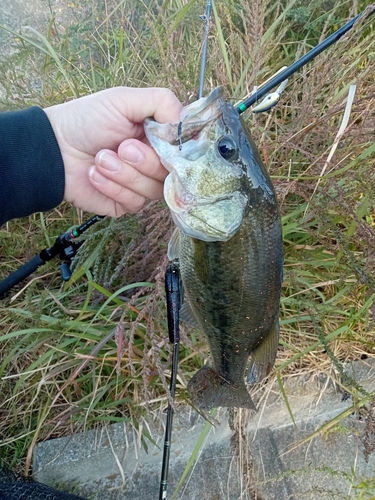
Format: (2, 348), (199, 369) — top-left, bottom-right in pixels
(1, 0), (375, 496)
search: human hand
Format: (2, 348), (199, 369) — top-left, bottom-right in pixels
(44, 87), (182, 216)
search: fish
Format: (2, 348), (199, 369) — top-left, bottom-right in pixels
(144, 86), (283, 410)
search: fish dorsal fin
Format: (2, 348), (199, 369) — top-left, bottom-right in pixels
(180, 302), (200, 327)
(247, 318), (279, 384)
(167, 228), (180, 261)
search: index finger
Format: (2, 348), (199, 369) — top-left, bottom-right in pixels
(115, 87), (183, 124)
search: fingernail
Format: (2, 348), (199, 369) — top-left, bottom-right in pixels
(121, 144), (143, 163)
(98, 151), (121, 172)
(89, 166), (108, 184)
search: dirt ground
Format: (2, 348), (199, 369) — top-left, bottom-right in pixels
(1, 0), (46, 56)
(0, 0), (77, 102)
(0, 0), (74, 57)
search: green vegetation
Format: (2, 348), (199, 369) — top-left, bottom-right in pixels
(0, 0), (375, 496)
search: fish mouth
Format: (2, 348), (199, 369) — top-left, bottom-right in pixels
(144, 86), (224, 151)
(145, 86), (246, 242)
(173, 87), (223, 146)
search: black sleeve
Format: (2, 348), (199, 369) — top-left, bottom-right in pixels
(0, 106), (65, 226)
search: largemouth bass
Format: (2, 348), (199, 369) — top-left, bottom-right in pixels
(144, 87), (283, 410)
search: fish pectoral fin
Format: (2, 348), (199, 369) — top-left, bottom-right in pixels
(180, 302), (199, 327)
(167, 228), (180, 261)
(247, 317), (279, 384)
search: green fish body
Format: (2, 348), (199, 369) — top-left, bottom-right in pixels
(145, 87), (283, 409)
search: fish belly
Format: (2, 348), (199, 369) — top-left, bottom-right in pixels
(180, 210), (283, 409)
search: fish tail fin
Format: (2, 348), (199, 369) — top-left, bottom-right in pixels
(247, 317), (279, 384)
(187, 365), (256, 410)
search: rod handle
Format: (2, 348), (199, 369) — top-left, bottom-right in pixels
(0, 254), (45, 298)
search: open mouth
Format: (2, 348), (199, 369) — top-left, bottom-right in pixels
(144, 86), (224, 147)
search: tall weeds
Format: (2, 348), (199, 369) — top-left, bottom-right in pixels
(0, 1), (375, 494)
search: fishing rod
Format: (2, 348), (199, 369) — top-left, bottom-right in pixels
(236, 4), (375, 114)
(158, 2), (213, 497)
(159, 262), (181, 500)
(198, 0), (212, 98)
(0, 214), (104, 298)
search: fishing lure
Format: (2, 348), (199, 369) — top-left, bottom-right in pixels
(251, 79), (289, 113)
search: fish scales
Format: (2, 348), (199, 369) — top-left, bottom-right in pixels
(144, 87), (283, 409)
(180, 198), (282, 409)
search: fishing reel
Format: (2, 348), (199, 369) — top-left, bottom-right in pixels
(0, 215), (104, 298)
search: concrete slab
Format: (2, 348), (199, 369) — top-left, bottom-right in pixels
(33, 409), (244, 500)
(248, 360), (375, 499)
(33, 359), (375, 500)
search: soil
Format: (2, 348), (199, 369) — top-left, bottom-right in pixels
(0, 0), (75, 101)
(1, 0), (49, 56)
(0, 0), (76, 45)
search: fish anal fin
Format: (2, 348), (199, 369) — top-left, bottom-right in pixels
(247, 317), (279, 384)
(188, 365), (256, 410)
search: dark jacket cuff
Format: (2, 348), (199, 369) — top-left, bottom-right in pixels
(0, 106), (65, 226)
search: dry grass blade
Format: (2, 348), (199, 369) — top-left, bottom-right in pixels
(280, 390), (375, 457)
(212, 0), (233, 91)
(307, 84), (357, 209)
(1, 1), (375, 496)
(171, 408), (217, 500)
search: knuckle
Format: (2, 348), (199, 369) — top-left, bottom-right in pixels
(158, 88), (178, 106)
(128, 195), (146, 213)
(112, 183), (125, 198)
(124, 167), (140, 185)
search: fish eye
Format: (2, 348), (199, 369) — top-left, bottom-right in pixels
(217, 136), (238, 160)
